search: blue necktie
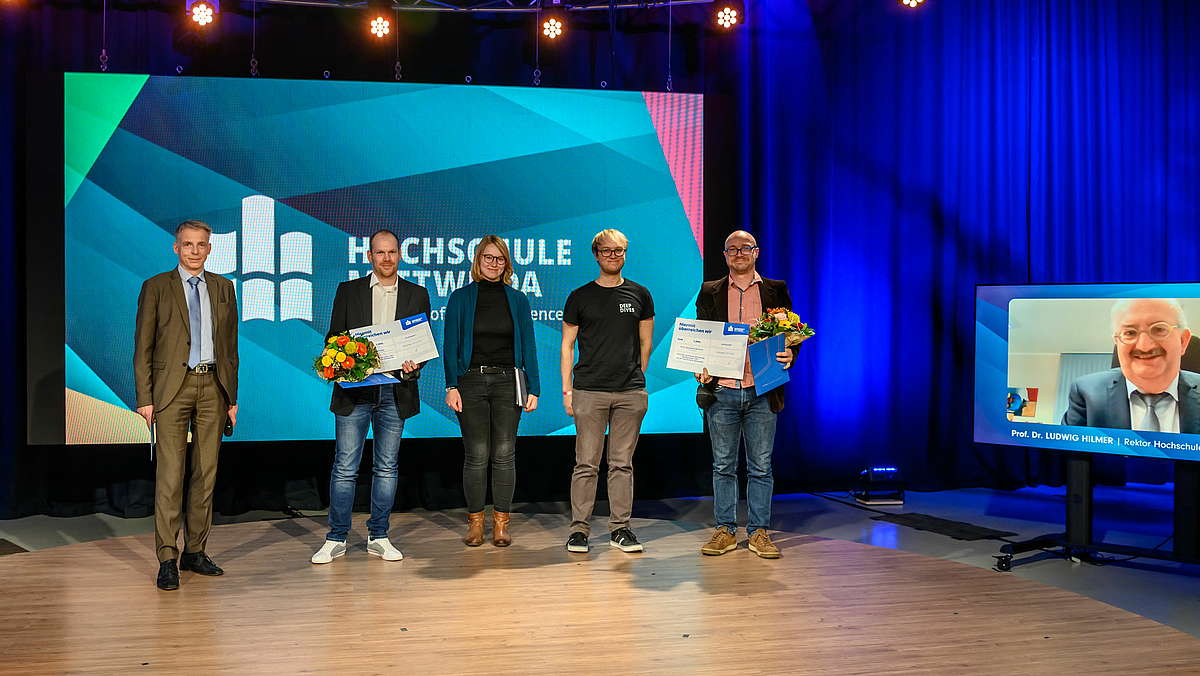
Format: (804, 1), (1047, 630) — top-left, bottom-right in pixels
(187, 276), (202, 368)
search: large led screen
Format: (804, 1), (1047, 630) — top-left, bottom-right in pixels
(975, 284), (1200, 461)
(62, 74), (703, 443)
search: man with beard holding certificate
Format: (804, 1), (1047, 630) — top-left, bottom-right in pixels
(310, 229), (430, 564)
(695, 230), (800, 559)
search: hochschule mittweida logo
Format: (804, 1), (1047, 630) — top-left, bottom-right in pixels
(208, 195), (313, 323)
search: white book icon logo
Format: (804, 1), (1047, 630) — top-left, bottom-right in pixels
(208, 195), (312, 322)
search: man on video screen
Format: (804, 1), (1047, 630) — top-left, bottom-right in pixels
(1062, 298), (1200, 432)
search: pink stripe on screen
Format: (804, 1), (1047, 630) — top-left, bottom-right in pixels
(642, 91), (704, 255)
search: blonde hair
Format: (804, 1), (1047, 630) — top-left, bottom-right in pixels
(591, 228), (629, 255)
(470, 235), (515, 285)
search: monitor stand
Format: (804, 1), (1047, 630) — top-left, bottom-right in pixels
(995, 453), (1200, 571)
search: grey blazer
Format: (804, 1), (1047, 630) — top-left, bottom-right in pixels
(1060, 367), (1200, 433)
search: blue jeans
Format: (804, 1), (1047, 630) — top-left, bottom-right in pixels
(327, 386), (405, 542)
(705, 385), (777, 535)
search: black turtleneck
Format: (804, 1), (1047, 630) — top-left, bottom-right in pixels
(469, 279), (515, 368)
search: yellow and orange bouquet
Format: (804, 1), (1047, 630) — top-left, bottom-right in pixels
(313, 332), (381, 383)
(747, 307), (814, 347)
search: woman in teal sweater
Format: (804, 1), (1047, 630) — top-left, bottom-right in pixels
(443, 235), (540, 547)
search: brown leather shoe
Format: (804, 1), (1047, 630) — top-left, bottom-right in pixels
(748, 529), (781, 559)
(463, 511), (485, 547)
(701, 527), (737, 556)
(492, 511), (511, 547)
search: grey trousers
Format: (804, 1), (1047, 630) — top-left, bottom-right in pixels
(570, 388), (649, 536)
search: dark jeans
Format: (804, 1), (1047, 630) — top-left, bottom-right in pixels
(456, 369), (522, 513)
(328, 386), (404, 542)
(705, 385), (777, 535)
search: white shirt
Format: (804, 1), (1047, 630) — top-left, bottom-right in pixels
(369, 272), (399, 325)
(1126, 375), (1180, 433)
(177, 265), (214, 365)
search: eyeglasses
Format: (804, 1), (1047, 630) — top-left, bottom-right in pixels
(480, 254), (506, 265)
(597, 248), (626, 258)
(724, 245), (758, 256)
(1114, 322), (1180, 344)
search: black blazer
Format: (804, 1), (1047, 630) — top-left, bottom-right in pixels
(327, 275), (432, 420)
(696, 275), (797, 414)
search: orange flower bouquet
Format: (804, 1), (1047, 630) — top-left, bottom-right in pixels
(313, 332), (381, 383)
(747, 307), (814, 347)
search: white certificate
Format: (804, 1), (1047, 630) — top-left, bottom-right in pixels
(351, 313), (440, 371)
(665, 318), (750, 380)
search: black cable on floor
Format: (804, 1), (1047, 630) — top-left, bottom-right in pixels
(806, 491), (1070, 562)
(1085, 534), (1175, 566)
(810, 491), (1183, 568)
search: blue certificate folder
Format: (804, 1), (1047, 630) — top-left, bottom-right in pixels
(747, 333), (790, 394)
(337, 373), (400, 389)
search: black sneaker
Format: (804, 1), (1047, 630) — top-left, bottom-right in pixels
(610, 527), (643, 553)
(566, 532), (589, 553)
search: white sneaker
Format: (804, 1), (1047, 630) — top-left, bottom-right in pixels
(311, 539), (347, 564)
(367, 536), (403, 561)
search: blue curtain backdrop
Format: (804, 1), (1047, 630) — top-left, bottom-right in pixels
(2, 0), (1199, 515)
(732, 0), (1199, 489)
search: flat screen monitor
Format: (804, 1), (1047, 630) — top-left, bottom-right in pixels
(975, 284), (1200, 461)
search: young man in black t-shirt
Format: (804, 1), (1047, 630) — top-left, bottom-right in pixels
(560, 229), (655, 553)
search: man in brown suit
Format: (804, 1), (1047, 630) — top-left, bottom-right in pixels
(134, 220), (239, 591)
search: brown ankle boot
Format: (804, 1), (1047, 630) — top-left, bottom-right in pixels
(492, 511), (511, 547)
(463, 511), (485, 547)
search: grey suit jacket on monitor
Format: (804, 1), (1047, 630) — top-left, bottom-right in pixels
(1060, 367), (1200, 433)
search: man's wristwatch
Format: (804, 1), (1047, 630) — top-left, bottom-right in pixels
(446, 386), (457, 393)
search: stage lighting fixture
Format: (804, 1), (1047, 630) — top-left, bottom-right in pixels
(370, 16), (391, 37)
(186, 0), (218, 26)
(715, 1), (743, 29)
(901, 0), (925, 7)
(366, 0), (394, 39)
(542, 16), (564, 39)
(853, 466), (906, 506)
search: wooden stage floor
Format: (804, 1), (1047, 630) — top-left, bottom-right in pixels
(2, 512), (1197, 675)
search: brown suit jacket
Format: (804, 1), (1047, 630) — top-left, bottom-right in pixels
(134, 269), (239, 412)
(696, 275), (796, 414)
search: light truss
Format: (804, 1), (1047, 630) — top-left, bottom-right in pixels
(245, 0), (713, 12)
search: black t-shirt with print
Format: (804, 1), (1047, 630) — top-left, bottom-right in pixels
(563, 280), (655, 392)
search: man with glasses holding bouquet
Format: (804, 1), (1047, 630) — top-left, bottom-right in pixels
(695, 230), (800, 559)
(561, 229), (655, 554)
(1062, 298), (1200, 432)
